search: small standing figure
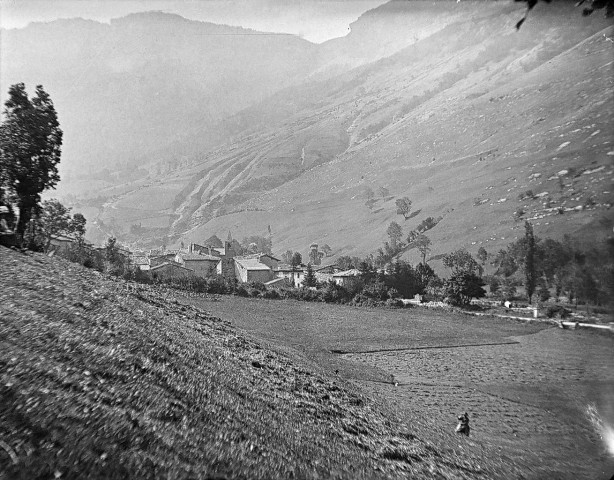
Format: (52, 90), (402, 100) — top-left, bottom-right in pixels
(0, 206), (17, 248)
(455, 412), (470, 436)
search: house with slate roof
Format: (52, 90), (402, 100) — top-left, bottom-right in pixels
(234, 257), (274, 283)
(150, 262), (194, 281)
(274, 263), (306, 287)
(175, 252), (220, 278)
(332, 269), (362, 288)
(150, 253), (177, 268)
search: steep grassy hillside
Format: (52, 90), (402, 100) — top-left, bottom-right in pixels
(0, 246), (513, 479)
(90, 3), (612, 262)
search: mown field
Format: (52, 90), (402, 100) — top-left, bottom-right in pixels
(184, 295), (614, 480)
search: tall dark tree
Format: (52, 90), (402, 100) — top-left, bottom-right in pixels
(443, 249), (483, 277)
(524, 221), (537, 303)
(415, 262), (436, 293)
(304, 263), (317, 287)
(0, 84), (63, 241)
(290, 252), (302, 268)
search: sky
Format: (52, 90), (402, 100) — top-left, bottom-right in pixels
(0, 0), (389, 43)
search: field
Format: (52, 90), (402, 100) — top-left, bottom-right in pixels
(184, 295), (614, 480)
(2, 247), (612, 479)
(1, 248), (518, 479)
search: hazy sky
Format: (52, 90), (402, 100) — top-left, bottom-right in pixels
(0, 0), (389, 43)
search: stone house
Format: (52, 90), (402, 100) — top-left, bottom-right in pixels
(150, 253), (177, 268)
(314, 264), (338, 284)
(149, 262), (194, 281)
(234, 257), (274, 283)
(175, 252), (220, 278)
(274, 264), (306, 287)
(332, 269), (362, 288)
(48, 234), (76, 254)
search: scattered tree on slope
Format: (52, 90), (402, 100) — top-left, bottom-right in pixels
(395, 197), (412, 220)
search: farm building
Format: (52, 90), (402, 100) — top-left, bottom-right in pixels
(149, 262), (194, 281)
(48, 234), (77, 254)
(239, 253), (280, 270)
(150, 253), (177, 268)
(130, 255), (150, 271)
(264, 277), (291, 288)
(234, 257), (274, 283)
(332, 269), (362, 288)
(175, 252), (220, 278)
(274, 264), (306, 287)
(314, 264), (338, 283)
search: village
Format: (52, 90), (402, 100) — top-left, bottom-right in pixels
(47, 232), (362, 289)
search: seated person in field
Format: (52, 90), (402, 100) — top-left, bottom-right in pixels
(455, 412), (470, 436)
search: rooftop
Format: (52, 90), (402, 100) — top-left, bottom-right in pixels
(179, 253), (221, 262)
(333, 269), (361, 277)
(150, 262), (194, 272)
(235, 258), (273, 271)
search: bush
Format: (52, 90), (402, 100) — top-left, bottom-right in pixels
(546, 304), (571, 319)
(247, 281), (266, 291)
(351, 294), (384, 308)
(261, 289), (281, 299)
(385, 298), (404, 308)
(361, 281), (389, 301)
(249, 288), (262, 298)
(297, 288), (321, 302)
(235, 286), (249, 297)
(538, 284), (551, 302)
(321, 281), (350, 303)
(444, 272), (486, 307)
(206, 274), (230, 294)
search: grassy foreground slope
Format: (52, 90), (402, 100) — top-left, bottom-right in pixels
(0, 247), (511, 479)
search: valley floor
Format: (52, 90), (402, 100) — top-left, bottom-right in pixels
(185, 296), (614, 480)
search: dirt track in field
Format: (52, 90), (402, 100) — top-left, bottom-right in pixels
(190, 296), (614, 480)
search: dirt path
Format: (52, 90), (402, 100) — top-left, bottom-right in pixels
(187, 296), (614, 480)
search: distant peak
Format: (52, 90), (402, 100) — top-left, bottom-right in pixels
(110, 11), (193, 25)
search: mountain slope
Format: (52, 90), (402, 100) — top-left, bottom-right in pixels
(91, 4), (613, 262)
(0, 12), (319, 176)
